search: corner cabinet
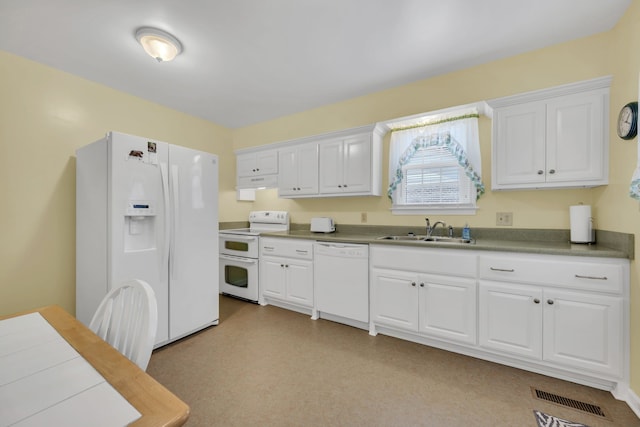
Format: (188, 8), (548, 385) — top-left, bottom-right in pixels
(478, 253), (625, 379)
(488, 76), (611, 190)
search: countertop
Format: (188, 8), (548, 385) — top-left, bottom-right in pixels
(255, 225), (633, 259)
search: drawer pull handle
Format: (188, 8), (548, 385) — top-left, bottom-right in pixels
(264, 246), (274, 250)
(490, 267), (515, 272)
(575, 274), (608, 280)
(295, 249), (308, 254)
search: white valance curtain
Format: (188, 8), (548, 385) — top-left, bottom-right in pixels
(387, 107), (485, 203)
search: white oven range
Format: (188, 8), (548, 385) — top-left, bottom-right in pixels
(219, 211), (289, 302)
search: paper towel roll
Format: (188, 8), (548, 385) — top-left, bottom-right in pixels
(570, 205), (594, 243)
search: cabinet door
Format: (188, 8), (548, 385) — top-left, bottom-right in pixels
(318, 139), (344, 193)
(237, 153), (257, 177)
(278, 147), (298, 196)
(295, 143), (319, 195)
(342, 134), (371, 193)
(543, 289), (622, 376)
(278, 144), (318, 197)
(286, 260), (314, 307)
(419, 275), (477, 345)
(478, 281), (542, 359)
(545, 91), (605, 184)
(255, 150), (278, 175)
(493, 102), (546, 187)
(370, 268), (419, 331)
(261, 257), (286, 299)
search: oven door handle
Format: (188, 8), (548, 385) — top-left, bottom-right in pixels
(220, 254), (258, 264)
(220, 235), (258, 243)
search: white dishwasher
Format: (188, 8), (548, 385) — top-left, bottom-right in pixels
(314, 242), (369, 325)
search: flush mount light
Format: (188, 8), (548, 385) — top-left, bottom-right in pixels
(135, 27), (182, 62)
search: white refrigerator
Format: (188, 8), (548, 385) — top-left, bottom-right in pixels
(76, 131), (219, 347)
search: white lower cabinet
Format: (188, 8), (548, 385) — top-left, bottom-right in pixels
(479, 281), (622, 377)
(370, 245), (629, 392)
(419, 276), (476, 345)
(544, 289), (622, 375)
(260, 238), (314, 313)
(371, 268), (419, 331)
(370, 246), (477, 346)
(478, 282), (542, 359)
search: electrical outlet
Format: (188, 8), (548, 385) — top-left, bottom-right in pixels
(496, 212), (513, 226)
(361, 212), (367, 223)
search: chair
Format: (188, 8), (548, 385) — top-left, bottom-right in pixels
(89, 279), (158, 371)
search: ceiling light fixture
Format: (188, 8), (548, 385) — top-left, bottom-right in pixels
(135, 27), (182, 62)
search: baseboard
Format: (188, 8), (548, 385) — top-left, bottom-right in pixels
(625, 387), (640, 419)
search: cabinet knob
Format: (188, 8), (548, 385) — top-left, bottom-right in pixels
(549, 169), (556, 174)
(338, 185), (342, 188)
(297, 187), (301, 191)
(256, 168), (260, 172)
(253, 169), (257, 172)
(547, 299), (554, 305)
(344, 184), (348, 188)
(285, 265), (289, 268)
(533, 298), (540, 304)
(537, 170), (544, 175)
(419, 283), (425, 287)
(411, 282), (416, 287)
(280, 264), (284, 268)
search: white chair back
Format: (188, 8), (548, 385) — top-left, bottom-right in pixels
(89, 279), (158, 371)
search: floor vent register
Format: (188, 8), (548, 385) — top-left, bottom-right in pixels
(531, 387), (610, 420)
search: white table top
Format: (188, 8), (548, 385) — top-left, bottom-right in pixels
(0, 312), (141, 427)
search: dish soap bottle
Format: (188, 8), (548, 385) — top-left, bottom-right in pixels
(462, 223), (471, 240)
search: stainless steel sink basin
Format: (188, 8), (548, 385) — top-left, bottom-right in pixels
(422, 236), (474, 244)
(376, 235), (474, 244)
(376, 235), (426, 241)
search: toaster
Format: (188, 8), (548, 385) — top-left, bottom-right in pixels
(310, 217), (335, 233)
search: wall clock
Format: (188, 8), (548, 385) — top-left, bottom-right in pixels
(617, 101), (638, 140)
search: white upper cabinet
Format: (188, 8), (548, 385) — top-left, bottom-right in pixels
(277, 124), (383, 199)
(278, 143), (319, 197)
(236, 149), (279, 189)
(319, 133), (374, 195)
(488, 77), (610, 190)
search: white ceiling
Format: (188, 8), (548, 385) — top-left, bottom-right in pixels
(0, 0), (631, 128)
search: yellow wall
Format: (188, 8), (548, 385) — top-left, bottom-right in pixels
(0, 51), (235, 315)
(1, 3), (639, 397)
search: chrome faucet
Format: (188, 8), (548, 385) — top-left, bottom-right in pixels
(425, 218), (446, 237)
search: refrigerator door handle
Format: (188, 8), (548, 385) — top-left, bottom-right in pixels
(171, 164), (180, 280)
(160, 162), (171, 276)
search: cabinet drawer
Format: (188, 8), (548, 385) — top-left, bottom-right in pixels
(260, 238), (313, 260)
(479, 254), (624, 294)
(370, 245), (477, 278)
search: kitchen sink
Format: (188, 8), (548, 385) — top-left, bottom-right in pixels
(422, 236), (474, 244)
(376, 235), (474, 244)
(376, 235), (427, 241)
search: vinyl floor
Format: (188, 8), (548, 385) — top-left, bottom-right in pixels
(146, 295), (640, 427)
